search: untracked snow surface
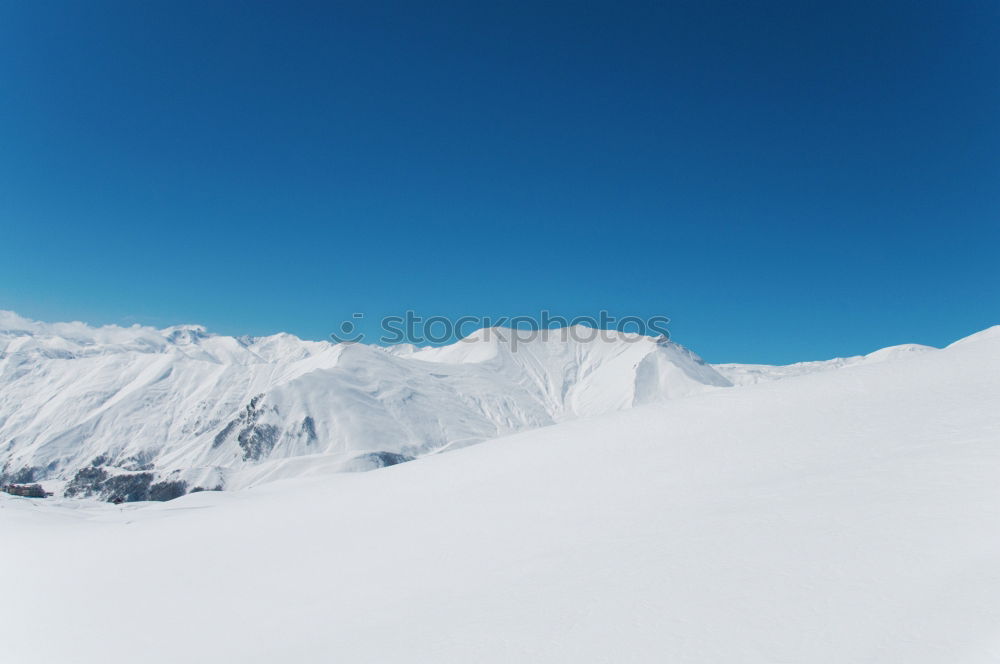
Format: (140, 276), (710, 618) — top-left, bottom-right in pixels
(2, 324), (999, 662)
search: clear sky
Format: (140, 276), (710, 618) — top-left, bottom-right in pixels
(1, 1), (997, 364)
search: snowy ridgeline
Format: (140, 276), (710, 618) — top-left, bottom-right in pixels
(0, 309), (981, 501)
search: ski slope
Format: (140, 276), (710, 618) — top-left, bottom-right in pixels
(2, 324), (998, 662)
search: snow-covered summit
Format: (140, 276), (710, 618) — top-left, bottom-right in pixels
(946, 324), (1000, 347)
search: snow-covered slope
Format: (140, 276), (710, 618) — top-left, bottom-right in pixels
(2, 323), (998, 663)
(713, 342), (936, 385)
(0, 312), (728, 498)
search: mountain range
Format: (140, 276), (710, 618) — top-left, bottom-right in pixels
(0, 310), (979, 502)
(3, 314), (999, 663)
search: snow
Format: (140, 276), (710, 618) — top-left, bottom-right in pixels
(0, 314), (729, 493)
(1, 323), (999, 662)
(1, 311), (993, 498)
(713, 342), (936, 385)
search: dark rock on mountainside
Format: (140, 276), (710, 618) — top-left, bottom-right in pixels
(349, 451), (415, 471)
(300, 416), (318, 444)
(189, 485), (224, 493)
(238, 424), (280, 462)
(213, 394), (283, 461)
(102, 473), (155, 503)
(64, 464), (190, 503)
(0, 465), (40, 485)
(148, 480), (188, 502)
(64, 466), (109, 497)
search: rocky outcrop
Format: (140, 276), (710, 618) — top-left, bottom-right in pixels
(64, 462), (189, 503)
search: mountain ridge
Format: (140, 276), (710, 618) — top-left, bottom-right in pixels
(2, 310), (994, 501)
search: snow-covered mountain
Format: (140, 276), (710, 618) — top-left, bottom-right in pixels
(2, 310), (991, 504)
(0, 311), (729, 499)
(713, 341), (936, 385)
(3, 321), (999, 663)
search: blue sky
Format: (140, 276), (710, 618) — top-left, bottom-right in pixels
(1, 1), (997, 363)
